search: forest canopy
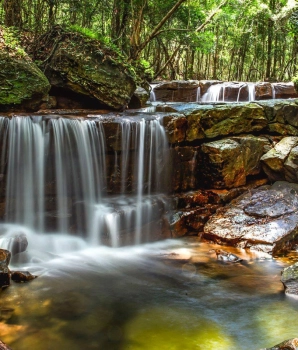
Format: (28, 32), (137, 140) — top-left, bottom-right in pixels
(0, 0), (297, 82)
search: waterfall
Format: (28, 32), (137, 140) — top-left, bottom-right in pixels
(196, 87), (201, 102)
(149, 84), (156, 102)
(248, 83), (255, 101)
(202, 84), (223, 102)
(202, 82), (257, 102)
(0, 114), (170, 249)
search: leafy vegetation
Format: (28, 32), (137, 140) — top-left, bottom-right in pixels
(0, 0), (297, 82)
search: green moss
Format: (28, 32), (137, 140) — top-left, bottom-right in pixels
(0, 40), (50, 108)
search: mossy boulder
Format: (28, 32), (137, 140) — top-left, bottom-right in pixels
(0, 27), (50, 111)
(36, 26), (137, 110)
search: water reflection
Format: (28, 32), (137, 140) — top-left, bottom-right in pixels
(0, 238), (297, 350)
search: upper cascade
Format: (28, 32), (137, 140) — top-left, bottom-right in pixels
(149, 80), (298, 103)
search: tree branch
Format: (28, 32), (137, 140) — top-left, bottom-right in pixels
(196, 0), (228, 32)
(130, 0), (187, 59)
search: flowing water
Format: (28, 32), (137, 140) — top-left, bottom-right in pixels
(202, 82), (257, 102)
(0, 113), (297, 349)
(0, 238), (297, 350)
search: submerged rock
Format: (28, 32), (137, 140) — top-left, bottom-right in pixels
(209, 249), (243, 263)
(0, 27), (50, 111)
(204, 181), (298, 255)
(261, 338), (298, 350)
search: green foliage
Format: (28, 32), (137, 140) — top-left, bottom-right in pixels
(138, 59), (154, 80)
(2, 27), (26, 57)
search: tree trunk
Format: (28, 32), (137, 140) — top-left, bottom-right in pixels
(3, 0), (22, 27)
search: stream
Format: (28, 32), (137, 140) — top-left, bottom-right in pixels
(0, 236), (297, 350)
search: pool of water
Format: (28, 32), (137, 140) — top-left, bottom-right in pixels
(0, 237), (297, 350)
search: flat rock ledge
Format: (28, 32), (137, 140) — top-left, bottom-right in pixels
(204, 181), (298, 255)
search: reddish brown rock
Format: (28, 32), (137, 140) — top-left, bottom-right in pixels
(170, 146), (199, 192)
(255, 82), (274, 100)
(273, 82), (298, 99)
(153, 80), (200, 102)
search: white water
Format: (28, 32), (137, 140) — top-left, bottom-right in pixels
(149, 84), (156, 102)
(0, 114), (169, 250)
(202, 82), (259, 102)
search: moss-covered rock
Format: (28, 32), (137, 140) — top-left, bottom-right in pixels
(36, 26), (137, 110)
(0, 27), (50, 111)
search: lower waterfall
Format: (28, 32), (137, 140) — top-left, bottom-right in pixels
(0, 113), (170, 251)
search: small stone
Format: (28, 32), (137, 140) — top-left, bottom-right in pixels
(11, 271), (37, 283)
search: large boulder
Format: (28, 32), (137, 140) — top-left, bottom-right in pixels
(36, 26), (136, 110)
(199, 135), (271, 188)
(0, 27), (50, 111)
(204, 181), (298, 255)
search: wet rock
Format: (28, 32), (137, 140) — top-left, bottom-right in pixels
(153, 80), (200, 102)
(174, 189), (221, 209)
(281, 263), (298, 295)
(273, 82), (298, 99)
(0, 249), (11, 288)
(261, 338), (298, 350)
(255, 82), (274, 100)
(128, 87), (149, 109)
(169, 204), (220, 237)
(204, 181), (298, 255)
(0, 27), (50, 112)
(222, 82), (249, 101)
(209, 178), (269, 203)
(11, 271), (37, 283)
(170, 146), (199, 192)
(199, 135), (270, 189)
(261, 137), (298, 182)
(199, 80), (222, 95)
(36, 26), (136, 110)
(10, 234), (28, 256)
(163, 113), (188, 144)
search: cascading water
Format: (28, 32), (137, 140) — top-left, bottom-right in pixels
(202, 82), (258, 102)
(0, 113), (170, 251)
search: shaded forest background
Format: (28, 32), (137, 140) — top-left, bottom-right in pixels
(1, 0), (298, 82)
